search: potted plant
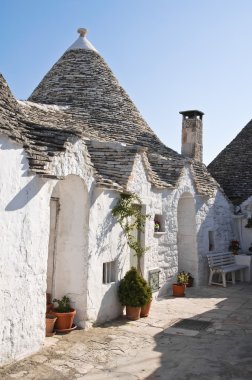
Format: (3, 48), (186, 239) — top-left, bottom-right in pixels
(140, 277), (153, 317)
(118, 267), (152, 320)
(154, 220), (161, 232)
(229, 240), (240, 255)
(45, 314), (57, 337)
(46, 292), (53, 313)
(172, 271), (189, 297)
(51, 296), (76, 331)
(186, 273), (194, 287)
(245, 218), (252, 228)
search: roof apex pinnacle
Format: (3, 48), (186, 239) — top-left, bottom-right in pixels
(77, 28), (87, 37)
(67, 27), (97, 52)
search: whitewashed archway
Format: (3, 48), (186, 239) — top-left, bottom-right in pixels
(47, 174), (89, 327)
(177, 192), (198, 283)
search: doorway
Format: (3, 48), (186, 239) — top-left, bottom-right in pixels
(177, 192), (198, 282)
(47, 197), (59, 296)
(46, 175), (89, 326)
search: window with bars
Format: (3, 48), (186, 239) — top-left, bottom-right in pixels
(103, 261), (116, 284)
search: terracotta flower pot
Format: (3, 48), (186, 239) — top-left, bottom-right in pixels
(50, 308), (76, 330)
(45, 314), (57, 337)
(46, 293), (51, 304)
(46, 303), (53, 313)
(140, 301), (152, 317)
(126, 306), (141, 320)
(172, 284), (186, 297)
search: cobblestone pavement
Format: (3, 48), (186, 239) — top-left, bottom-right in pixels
(1, 284), (252, 380)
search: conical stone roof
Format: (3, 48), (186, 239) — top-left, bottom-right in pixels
(0, 28), (220, 196)
(28, 29), (159, 145)
(208, 120), (252, 205)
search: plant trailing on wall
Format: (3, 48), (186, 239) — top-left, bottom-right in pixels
(112, 193), (149, 273)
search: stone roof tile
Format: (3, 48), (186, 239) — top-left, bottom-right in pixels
(208, 120), (252, 204)
(0, 31), (221, 197)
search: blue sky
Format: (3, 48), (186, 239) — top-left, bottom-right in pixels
(1, 0), (252, 164)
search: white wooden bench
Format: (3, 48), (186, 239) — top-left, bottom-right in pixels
(207, 252), (249, 287)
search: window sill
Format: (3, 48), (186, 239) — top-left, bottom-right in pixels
(102, 282), (116, 286)
(154, 231), (166, 236)
(232, 214), (245, 219)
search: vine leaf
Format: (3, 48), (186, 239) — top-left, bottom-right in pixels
(112, 193), (150, 272)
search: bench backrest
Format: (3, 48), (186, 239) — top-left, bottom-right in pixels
(207, 252), (235, 269)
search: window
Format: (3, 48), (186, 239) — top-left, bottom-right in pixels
(103, 261), (116, 284)
(154, 214), (165, 233)
(148, 268), (161, 292)
(208, 231), (215, 252)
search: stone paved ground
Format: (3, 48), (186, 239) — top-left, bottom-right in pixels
(1, 284), (252, 380)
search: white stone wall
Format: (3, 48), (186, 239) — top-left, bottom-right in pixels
(194, 190), (234, 285)
(49, 175), (90, 328)
(0, 136), (234, 365)
(127, 159), (233, 293)
(86, 188), (129, 324)
(235, 197), (252, 252)
(0, 135), (53, 364)
(0, 136), (93, 365)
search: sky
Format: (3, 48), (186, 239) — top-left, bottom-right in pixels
(1, 0), (252, 164)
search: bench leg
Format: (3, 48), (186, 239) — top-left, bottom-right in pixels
(240, 270), (244, 282)
(231, 271), (236, 285)
(222, 272), (227, 287)
(209, 270), (214, 285)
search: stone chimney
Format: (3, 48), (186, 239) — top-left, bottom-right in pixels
(180, 110), (204, 162)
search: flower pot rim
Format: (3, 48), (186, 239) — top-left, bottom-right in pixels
(46, 314), (57, 320)
(51, 308), (76, 316)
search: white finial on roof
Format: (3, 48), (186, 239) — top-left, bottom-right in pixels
(78, 28), (87, 37)
(67, 27), (97, 52)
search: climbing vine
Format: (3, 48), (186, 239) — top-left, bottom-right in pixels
(112, 193), (149, 272)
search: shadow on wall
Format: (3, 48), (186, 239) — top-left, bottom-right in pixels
(5, 177), (46, 211)
(95, 231), (128, 324)
(145, 285), (252, 379)
(95, 283), (123, 324)
(196, 191), (234, 285)
(95, 194), (120, 257)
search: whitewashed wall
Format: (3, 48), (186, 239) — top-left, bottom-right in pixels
(87, 155), (224, 306)
(0, 135), (53, 364)
(0, 136), (234, 365)
(235, 197), (252, 252)
(86, 188), (127, 324)
(0, 136), (93, 365)
(49, 175), (89, 328)
(127, 158), (234, 293)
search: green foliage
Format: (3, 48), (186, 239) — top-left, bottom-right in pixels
(229, 240), (240, 252)
(177, 271), (189, 285)
(245, 218), (252, 228)
(118, 267), (152, 307)
(112, 193), (149, 266)
(53, 296), (71, 313)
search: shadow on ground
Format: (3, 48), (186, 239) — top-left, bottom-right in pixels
(145, 284), (252, 380)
